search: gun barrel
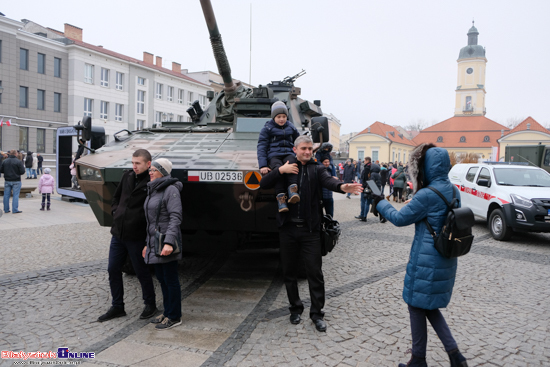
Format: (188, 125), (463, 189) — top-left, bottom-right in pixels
(200, 0), (235, 92)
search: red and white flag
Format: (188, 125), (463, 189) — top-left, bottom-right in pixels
(5, 119), (11, 126)
(0, 118), (3, 126)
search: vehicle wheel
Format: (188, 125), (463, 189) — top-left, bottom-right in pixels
(121, 255), (136, 275)
(488, 208), (513, 241)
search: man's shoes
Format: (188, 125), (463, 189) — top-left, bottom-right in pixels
(287, 184), (300, 204)
(354, 216), (364, 220)
(13, 211), (22, 214)
(313, 319), (327, 332)
(360, 218), (367, 222)
(4, 210), (10, 213)
(380, 218), (387, 223)
(289, 314), (301, 325)
(346, 196), (351, 199)
(150, 314), (165, 324)
(97, 306), (126, 322)
(139, 304), (158, 319)
(276, 193), (289, 213)
(155, 317), (182, 330)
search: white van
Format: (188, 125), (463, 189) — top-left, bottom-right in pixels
(448, 163), (550, 240)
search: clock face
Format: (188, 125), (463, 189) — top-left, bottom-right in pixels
(466, 68), (473, 74)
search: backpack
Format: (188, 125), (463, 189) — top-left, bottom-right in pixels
(423, 186), (475, 258)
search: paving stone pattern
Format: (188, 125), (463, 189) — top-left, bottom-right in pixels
(1, 195), (549, 366)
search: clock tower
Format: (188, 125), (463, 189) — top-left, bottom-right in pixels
(454, 22), (487, 116)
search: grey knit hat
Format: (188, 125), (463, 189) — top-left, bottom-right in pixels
(271, 101), (288, 119)
(44, 168), (51, 174)
(152, 158), (173, 176)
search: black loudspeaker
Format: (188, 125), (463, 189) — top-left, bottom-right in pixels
(82, 116), (92, 141)
(311, 116), (330, 143)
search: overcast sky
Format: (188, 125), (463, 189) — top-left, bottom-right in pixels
(4, 0), (550, 133)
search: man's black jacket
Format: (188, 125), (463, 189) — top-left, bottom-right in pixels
(260, 159), (344, 231)
(0, 155), (25, 181)
(343, 164), (355, 183)
(110, 169), (150, 241)
(360, 162), (371, 189)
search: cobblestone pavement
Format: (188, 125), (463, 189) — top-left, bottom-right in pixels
(1, 193), (550, 367)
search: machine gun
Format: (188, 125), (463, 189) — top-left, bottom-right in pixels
(282, 69), (306, 85)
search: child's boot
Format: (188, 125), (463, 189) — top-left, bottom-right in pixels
(47, 203), (51, 211)
(40, 203), (45, 211)
(287, 184), (300, 204)
(276, 193), (289, 213)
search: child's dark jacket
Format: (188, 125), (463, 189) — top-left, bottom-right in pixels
(257, 119), (300, 169)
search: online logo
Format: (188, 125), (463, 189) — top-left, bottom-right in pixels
(57, 348), (95, 359)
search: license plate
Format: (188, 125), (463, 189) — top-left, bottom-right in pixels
(187, 171), (243, 183)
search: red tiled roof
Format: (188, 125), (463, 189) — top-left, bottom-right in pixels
(413, 116), (509, 148)
(356, 121), (416, 146)
(503, 116), (550, 136)
(68, 39), (207, 86)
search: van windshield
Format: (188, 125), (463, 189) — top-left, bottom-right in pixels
(494, 168), (550, 187)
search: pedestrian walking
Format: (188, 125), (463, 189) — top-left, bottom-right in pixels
(260, 135), (362, 332)
(338, 163), (344, 181)
(320, 157), (334, 217)
(343, 159), (356, 199)
(37, 153), (44, 175)
(143, 158), (183, 330)
(98, 149), (157, 323)
(1, 150), (26, 214)
(24, 151), (33, 179)
(31, 153), (38, 178)
(355, 157), (371, 222)
(380, 164), (388, 196)
(38, 168), (55, 210)
(391, 164), (407, 202)
(373, 144), (468, 367)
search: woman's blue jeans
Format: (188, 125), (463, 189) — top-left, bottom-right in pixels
(155, 260), (181, 320)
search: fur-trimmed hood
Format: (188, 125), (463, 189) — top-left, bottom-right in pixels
(408, 144), (451, 193)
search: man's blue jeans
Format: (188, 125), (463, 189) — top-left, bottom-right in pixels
(3, 181), (22, 212)
(360, 193), (372, 218)
(26, 168), (32, 178)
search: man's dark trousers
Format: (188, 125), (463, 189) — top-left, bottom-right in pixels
(108, 235), (155, 309)
(279, 223), (325, 321)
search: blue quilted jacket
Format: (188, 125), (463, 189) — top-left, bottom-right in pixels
(257, 119), (299, 169)
(377, 147), (459, 310)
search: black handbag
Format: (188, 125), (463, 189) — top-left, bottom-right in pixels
(153, 189), (182, 257)
(320, 214), (341, 256)
(423, 186), (475, 258)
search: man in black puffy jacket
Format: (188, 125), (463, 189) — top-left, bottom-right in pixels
(97, 149), (157, 322)
(1, 150), (26, 214)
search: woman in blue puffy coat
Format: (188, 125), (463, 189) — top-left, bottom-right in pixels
(374, 144), (468, 367)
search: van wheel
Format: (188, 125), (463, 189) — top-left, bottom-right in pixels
(488, 208), (513, 241)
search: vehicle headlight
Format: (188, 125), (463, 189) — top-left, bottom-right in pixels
(510, 194), (533, 209)
(78, 166), (103, 182)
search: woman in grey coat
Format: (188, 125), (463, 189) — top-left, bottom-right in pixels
(142, 158), (183, 330)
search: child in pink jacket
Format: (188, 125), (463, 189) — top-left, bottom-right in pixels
(38, 167), (55, 210)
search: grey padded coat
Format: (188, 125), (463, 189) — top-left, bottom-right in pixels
(143, 175), (183, 265)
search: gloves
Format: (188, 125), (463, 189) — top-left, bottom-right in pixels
(371, 195), (384, 217)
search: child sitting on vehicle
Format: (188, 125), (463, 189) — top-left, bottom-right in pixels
(257, 101), (300, 212)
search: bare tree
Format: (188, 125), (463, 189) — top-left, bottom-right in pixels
(504, 116), (525, 129)
(404, 119), (426, 132)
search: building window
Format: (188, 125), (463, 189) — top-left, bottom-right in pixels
(437, 136), (443, 142)
(199, 95), (206, 109)
(19, 127), (29, 151)
(100, 68), (109, 87)
(136, 119), (145, 131)
(37, 128), (45, 153)
(20, 48), (29, 70)
(0, 81), (3, 104)
(465, 96), (472, 111)
(37, 89), (45, 110)
(178, 89), (184, 104)
(372, 150), (379, 162)
(37, 53), (46, 74)
(20, 86), (28, 108)
(100, 101), (109, 119)
(115, 104), (123, 121)
(483, 135), (490, 142)
(137, 77), (145, 86)
(54, 92), (61, 112)
(177, 115), (184, 122)
(167, 86), (174, 102)
(84, 98), (93, 117)
(137, 90), (145, 114)
(155, 111), (162, 123)
(53, 134), (56, 154)
(156, 83), (163, 99)
(84, 64), (94, 84)
(115, 72), (123, 90)
(54, 57), (61, 78)
(187, 91), (194, 106)
(460, 136), (466, 143)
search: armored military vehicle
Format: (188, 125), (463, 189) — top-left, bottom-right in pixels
(75, 0), (329, 253)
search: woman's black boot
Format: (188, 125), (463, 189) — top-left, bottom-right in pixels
(448, 349), (468, 367)
(398, 355), (427, 367)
